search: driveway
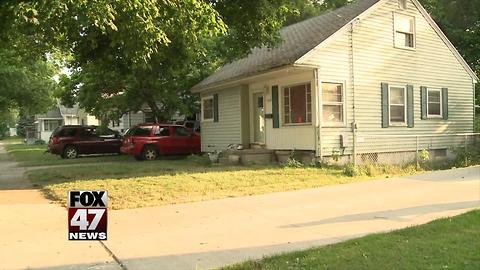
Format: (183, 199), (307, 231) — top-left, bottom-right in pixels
(0, 140), (479, 269)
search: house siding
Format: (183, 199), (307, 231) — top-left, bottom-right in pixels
(250, 71), (317, 151)
(200, 86), (242, 151)
(300, 0), (474, 156)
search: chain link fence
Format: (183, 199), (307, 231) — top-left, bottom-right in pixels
(352, 133), (480, 167)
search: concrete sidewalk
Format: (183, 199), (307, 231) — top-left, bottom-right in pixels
(104, 166), (480, 270)
(0, 142), (120, 270)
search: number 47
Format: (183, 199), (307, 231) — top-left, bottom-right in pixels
(71, 209), (105, 230)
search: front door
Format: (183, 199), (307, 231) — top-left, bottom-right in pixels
(253, 93), (265, 144)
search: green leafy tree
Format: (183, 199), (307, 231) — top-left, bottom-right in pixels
(18, 0), (311, 122)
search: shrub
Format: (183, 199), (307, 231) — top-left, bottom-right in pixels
(283, 158), (304, 168)
(419, 149), (430, 163)
(454, 146), (480, 167)
(343, 163), (359, 177)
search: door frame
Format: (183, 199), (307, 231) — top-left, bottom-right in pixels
(250, 90), (266, 145)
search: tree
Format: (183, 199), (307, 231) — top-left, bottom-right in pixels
(0, 1), (60, 133)
(8, 0), (315, 123)
(419, 0), (480, 105)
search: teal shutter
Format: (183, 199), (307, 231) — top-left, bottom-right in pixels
(213, 94), (219, 122)
(442, 88), (448, 120)
(272, 85), (279, 128)
(407, 85), (414, 128)
(420, 86), (427, 120)
(381, 83), (389, 128)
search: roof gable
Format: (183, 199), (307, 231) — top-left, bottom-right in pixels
(193, 0), (477, 91)
(192, 0), (381, 91)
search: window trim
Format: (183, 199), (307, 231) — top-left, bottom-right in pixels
(427, 88), (443, 118)
(43, 119), (61, 132)
(281, 82), (313, 126)
(393, 12), (416, 50)
(321, 81), (347, 127)
(388, 85), (407, 126)
(201, 95), (214, 122)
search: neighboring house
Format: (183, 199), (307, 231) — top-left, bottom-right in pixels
(108, 111), (147, 133)
(34, 103), (99, 142)
(108, 108), (198, 133)
(192, 0), (478, 162)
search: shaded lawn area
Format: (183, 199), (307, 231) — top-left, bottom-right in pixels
(25, 156), (417, 209)
(4, 140), (131, 166)
(224, 210), (480, 270)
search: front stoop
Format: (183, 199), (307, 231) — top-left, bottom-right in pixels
(219, 149), (274, 165)
(218, 149), (316, 165)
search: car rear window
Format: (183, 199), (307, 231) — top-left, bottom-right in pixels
(53, 127), (77, 137)
(129, 126), (153, 136)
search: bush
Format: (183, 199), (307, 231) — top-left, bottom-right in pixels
(343, 163), (419, 177)
(283, 158), (304, 168)
(454, 146), (480, 167)
(343, 163), (359, 176)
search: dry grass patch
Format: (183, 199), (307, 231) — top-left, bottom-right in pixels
(30, 164), (382, 209)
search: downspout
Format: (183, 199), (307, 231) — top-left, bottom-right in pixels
(350, 20), (359, 166)
(314, 68), (322, 158)
(473, 79), (477, 132)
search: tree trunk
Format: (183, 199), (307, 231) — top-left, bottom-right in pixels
(146, 100), (162, 123)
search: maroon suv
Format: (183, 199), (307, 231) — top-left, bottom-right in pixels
(120, 124), (201, 160)
(48, 125), (122, 159)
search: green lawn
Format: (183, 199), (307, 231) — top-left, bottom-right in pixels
(224, 210), (480, 270)
(28, 159), (390, 209)
(3, 140), (417, 209)
(3, 139), (131, 166)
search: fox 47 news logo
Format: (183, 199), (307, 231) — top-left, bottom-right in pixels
(68, 190), (108, 240)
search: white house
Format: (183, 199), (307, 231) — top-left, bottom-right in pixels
(34, 103), (99, 142)
(192, 0), (478, 163)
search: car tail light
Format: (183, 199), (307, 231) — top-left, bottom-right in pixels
(51, 136), (60, 144)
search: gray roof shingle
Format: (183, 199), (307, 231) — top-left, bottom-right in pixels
(35, 108), (62, 119)
(192, 0), (380, 91)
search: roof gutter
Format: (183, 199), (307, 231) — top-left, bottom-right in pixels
(191, 64), (298, 93)
(192, 63), (322, 93)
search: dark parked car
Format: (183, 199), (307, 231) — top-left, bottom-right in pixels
(48, 125), (122, 159)
(120, 124), (201, 160)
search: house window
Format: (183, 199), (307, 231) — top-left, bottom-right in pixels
(389, 86), (406, 124)
(398, 0), (407, 9)
(201, 96), (214, 121)
(427, 89), (442, 117)
(322, 82), (344, 124)
(43, 120), (61, 131)
(283, 83), (312, 124)
(394, 13), (415, 48)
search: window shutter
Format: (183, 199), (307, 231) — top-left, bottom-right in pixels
(213, 94), (219, 122)
(381, 83), (389, 128)
(407, 84), (414, 128)
(420, 86), (427, 120)
(272, 85), (279, 128)
(442, 88), (448, 120)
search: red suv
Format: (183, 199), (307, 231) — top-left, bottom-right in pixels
(48, 125), (122, 159)
(120, 124), (201, 160)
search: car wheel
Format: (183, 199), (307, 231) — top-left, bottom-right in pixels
(62, 146), (78, 159)
(141, 146), (158, 161)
